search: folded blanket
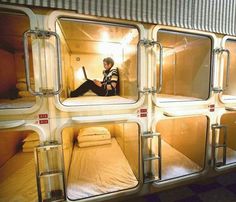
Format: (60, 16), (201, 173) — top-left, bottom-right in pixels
(22, 140), (40, 149)
(77, 133), (111, 143)
(79, 127), (110, 136)
(16, 83), (35, 91)
(17, 77), (34, 83)
(23, 132), (39, 142)
(78, 139), (111, 148)
(18, 91), (34, 97)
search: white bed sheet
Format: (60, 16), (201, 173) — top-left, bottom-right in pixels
(67, 138), (138, 200)
(162, 140), (202, 180)
(0, 97), (35, 109)
(156, 94), (202, 103)
(217, 147), (236, 165)
(62, 95), (135, 106)
(0, 152), (37, 202)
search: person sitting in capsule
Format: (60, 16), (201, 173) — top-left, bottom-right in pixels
(70, 57), (119, 97)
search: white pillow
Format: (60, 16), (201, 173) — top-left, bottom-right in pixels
(77, 133), (111, 143)
(23, 133), (39, 142)
(79, 127), (110, 136)
(78, 139), (111, 148)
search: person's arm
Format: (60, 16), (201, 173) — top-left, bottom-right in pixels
(93, 79), (102, 87)
(106, 82), (117, 90)
(106, 69), (118, 90)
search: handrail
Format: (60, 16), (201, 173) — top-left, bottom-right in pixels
(0, 120), (25, 129)
(152, 41), (163, 93)
(213, 48), (230, 92)
(137, 39), (146, 94)
(23, 30), (40, 96)
(50, 31), (63, 95)
(137, 40), (163, 94)
(23, 30), (62, 96)
(211, 48), (217, 90)
(221, 49), (231, 88)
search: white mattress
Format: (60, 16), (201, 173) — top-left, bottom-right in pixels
(0, 152), (37, 202)
(0, 97), (35, 109)
(67, 138), (138, 200)
(156, 94), (202, 103)
(161, 140), (202, 180)
(62, 95), (135, 106)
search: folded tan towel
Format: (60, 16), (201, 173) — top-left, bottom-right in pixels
(17, 77), (34, 83)
(19, 91), (34, 97)
(16, 83), (35, 91)
(23, 132), (39, 142)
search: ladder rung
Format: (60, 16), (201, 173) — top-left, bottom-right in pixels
(43, 197), (65, 202)
(144, 155), (160, 161)
(39, 170), (63, 178)
(216, 162), (226, 167)
(36, 145), (61, 150)
(144, 176), (160, 183)
(142, 133), (160, 138)
(215, 144), (227, 148)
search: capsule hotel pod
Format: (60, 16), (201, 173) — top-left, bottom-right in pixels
(1, 1), (236, 202)
(0, 5), (45, 118)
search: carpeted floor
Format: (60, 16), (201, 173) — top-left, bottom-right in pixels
(121, 171), (236, 202)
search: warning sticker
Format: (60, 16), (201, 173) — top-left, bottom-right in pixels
(138, 108), (148, 118)
(38, 113), (49, 124)
(39, 114), (48, 119)
(39, 119), (48, 124)
(209, 104), (215, 112)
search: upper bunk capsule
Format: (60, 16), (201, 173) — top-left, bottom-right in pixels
(46, 11), (147, 112)
(219, 37), (236, 105)
(151, 26), (216, 108)
(0, 5), (42, 116)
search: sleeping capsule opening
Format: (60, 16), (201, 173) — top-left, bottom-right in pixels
(0, 9), (37, 110)
(0, 130), (40, 201)
(61, 121), (140, 200)
(56, 18), (140, 107)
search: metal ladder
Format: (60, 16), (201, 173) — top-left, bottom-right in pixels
(211, 124), (228, 167)
(142, 132), (162, 183)
(34, 141), (66, 202)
